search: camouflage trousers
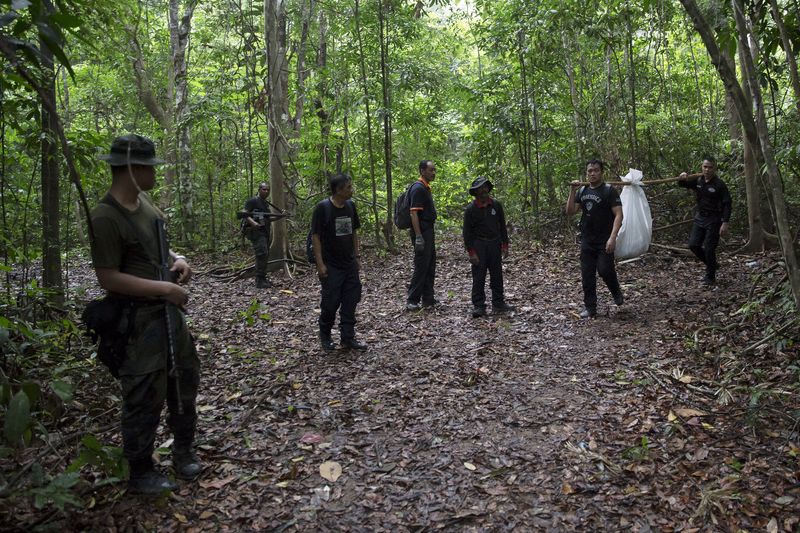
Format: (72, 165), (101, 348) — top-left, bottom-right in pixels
(119, 303), (200, 463)
(246, 228), (271, 278)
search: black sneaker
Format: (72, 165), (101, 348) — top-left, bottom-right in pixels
(421, 299), (439, 308)
(612, 292), (624, 306)
(128, 470), (178, 495)
(579, 308), (596, 319)
(341, 338), (368, 351)
(493, 302), (515, 314)
(319, 333), (336, 352)
(702, 274), (715, 286)
(406, 302), (421, 311)
(472, 306), (487, 318)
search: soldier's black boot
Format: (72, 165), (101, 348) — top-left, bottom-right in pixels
(128, 458), (178, 494)
(255, 276), (272, 289)
(173, 442), (203, 480)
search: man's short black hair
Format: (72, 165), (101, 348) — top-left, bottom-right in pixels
(329, 172), (352, 195)
(702, 155), (716, 165)
(586, 158), (605, 170)
(419, 160), (433, 174)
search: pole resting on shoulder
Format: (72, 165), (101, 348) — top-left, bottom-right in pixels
(155, 218), (183, 416)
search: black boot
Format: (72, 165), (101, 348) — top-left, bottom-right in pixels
(255, 276), (273, 288)
(173, 443), (203, 480)
(319, 332), (336, 352)
(128, 458), (178, 494)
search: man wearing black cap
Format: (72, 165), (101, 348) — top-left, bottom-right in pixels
(91, 134), (203, 494)
(566, 159), (624, 319)
(463, 176), (515, 318)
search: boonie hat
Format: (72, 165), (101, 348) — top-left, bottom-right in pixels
(98, 134), (165, 167)
(469, 176), (493, 196)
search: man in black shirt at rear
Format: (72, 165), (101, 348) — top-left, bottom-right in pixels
(311, 173), (367, 352)
(677, 156), (732, 285)
(566, 159), (624, 319)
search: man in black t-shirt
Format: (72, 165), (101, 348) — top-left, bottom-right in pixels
(243, 183), (274, 288)
(406, 160), (438, 311)
(677, 156), (732, 285)
(311, 173), (367, 351)
(566, 159), (624, 318)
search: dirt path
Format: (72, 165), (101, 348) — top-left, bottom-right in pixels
(66, 236), (798, 531)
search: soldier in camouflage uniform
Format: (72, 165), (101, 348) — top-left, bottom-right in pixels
(91, 134), (203, 494)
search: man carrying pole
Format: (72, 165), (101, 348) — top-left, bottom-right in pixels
(566, 159), (624, 319)
(677, 156), (732, 285)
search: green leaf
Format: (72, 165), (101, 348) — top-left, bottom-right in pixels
(51, 379), (73, 402)
(21, 381), (41, 406)
(48, 12), (81, 29)
(4, 391), (31, 445)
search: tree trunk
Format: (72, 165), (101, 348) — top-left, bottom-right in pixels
(768, 0), (800, 111)
(169, 0), (197, 244)
(733, 37), (767, 253)
(563, 33), (583, 169)
(378, 0), (393, 251)
(265, 0), (290, 268)
(128, 28), (177, 205)
(517, 32), (533, 223)
(625, 6), (639, 166)
(40, 24), (63, 306)
(314, 9), (331, 182)
(354, 0), (379, 244)
(731, 0), (800, 306)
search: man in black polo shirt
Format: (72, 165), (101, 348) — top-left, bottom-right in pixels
(311, 173), (367, 352)
(463, 176), (515, 318)
(677, 156), (732, 285)
(406, 160), (438, 311)
(566, 159), (624, 319)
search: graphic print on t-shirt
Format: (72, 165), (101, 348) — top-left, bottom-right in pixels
(335, 216), (353, 237)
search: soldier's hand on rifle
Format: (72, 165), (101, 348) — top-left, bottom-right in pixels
(171, 256), (192, 284)
(162, 282), (190, 308)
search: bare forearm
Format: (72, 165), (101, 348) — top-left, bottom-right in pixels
(410, 211), (422, 236)
(95, 268), (174, 299)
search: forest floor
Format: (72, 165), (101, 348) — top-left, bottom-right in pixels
(6, 234), (800, 532)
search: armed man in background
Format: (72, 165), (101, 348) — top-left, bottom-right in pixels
(243, 182), (277, 288)
(91, 134), (203, 494)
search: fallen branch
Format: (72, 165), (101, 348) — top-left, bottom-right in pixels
(653, 219), (694, 232)
(735, 316), (799, 358)
(650, 242), (693, 256)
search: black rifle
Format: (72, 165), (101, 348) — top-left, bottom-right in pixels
(155, 218), (183, 415)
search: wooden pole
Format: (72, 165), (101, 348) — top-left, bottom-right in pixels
(575, 173), (702, 187)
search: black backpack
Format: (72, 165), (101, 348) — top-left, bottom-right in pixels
(306, 199), (354, 264)
(393, 182), (417, 230)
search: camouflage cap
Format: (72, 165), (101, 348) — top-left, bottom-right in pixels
(98, 134), (165, 167)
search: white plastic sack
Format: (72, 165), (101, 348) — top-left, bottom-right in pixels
(615, 168), (652, 259)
